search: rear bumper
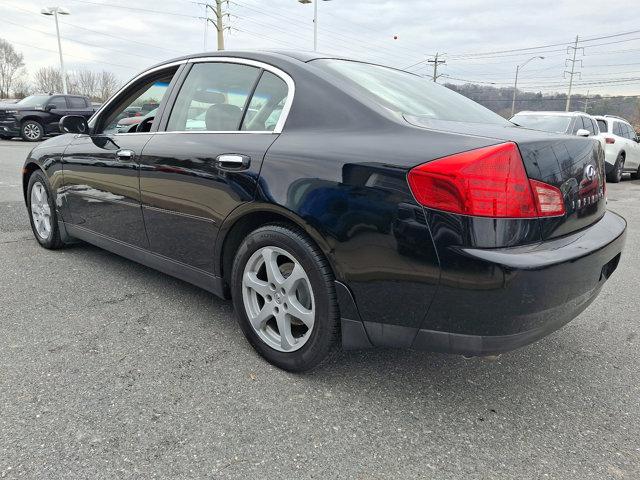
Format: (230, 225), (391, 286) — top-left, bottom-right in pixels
(413, 210), (626, 355)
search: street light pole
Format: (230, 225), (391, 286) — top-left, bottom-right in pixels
(511, 55), (544, 117)
(41, 6), (70, 95)
(298, 0), (331, 52)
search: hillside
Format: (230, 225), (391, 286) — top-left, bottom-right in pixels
(446, 83), (640, 128)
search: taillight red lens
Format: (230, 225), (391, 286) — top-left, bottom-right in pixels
(407, 142), (565, 218)
(605, 137), (615, 144)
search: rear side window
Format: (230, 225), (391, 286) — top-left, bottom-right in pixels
(241, 72), (288, 132)
(582, 117), (596, 135)
(68, 97), (87, 108)
(597, 119), (608, 133)
(166, 62), (260, 132)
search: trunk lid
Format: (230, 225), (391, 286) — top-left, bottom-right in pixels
(405, 117), (606, 239)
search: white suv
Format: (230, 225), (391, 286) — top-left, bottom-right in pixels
(594, 115), (640, 183)
(510, 111), (606, 149)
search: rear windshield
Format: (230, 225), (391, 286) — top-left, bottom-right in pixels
(596, 119), (608, 133)
(510, 114), (571, 134)
(313, 59), (510, 125)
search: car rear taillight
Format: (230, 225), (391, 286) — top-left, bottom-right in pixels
(605, 137), (615, 144)
(407, 142), (565, 218)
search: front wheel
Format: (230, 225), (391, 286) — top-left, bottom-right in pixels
(231, 224), (339, 372)
(607, 154), (624, 183)
(21, 120), (44, 142)
(27, 170), (64, 249)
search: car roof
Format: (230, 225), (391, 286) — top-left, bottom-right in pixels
(514, 111), (590, 117)
(144, 50), (348, 71)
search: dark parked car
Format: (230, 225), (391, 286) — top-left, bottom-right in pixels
(22, 51), (626, 371)
(0, 94), (94, 141)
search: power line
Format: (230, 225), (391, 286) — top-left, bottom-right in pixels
(6, 39), (139, 70)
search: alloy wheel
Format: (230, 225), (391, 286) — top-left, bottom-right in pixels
(23, 123), (41, 140)
(30, 182), (52, 240)
(242, 246), (315, 352)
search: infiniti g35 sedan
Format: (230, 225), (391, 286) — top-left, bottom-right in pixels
(22, 51), (626, 371)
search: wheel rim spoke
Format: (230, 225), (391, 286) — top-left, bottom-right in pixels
(250, 304), (273, 331)
(261, 247), (285, 285)
(276, 313), (296, 351)
(287, 296), (315, 329)
(282, 263), (305, 292)
(243, 271), (270, 298)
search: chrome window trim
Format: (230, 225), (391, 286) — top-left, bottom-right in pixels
(186, 56), (294, 134)
(88, 59), (188, 130)
(90, 56), (295, 135)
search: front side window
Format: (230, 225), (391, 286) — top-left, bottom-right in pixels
(613, 122), (623, 136)
(624, 124), (635, 140)
(241, 72), (288, 131)
(510, 114), (571, 134)
(167, 62), (260, 132)
(99, 67), (178, 134)
(314, 59), (510, 125)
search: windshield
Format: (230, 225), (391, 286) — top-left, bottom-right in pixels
(16, 95), (51, 108)
(510, 114), (572, 134)
(313, 59), (510, 125)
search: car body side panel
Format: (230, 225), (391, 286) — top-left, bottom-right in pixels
(255, 127), (498, 335)
(138, 132), (278, 273)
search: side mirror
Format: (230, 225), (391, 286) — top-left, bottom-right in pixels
(576, 128), (590, 137)
(45, 104), (56, 112)
(59, 115), (89, 134)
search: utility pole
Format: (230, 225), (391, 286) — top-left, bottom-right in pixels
(215, 0), (224, 51)
(584, 89), (590, 112)
(427, 53), (446, 82)
(564, 35), (583, 111)
(196, 1), (228, 50)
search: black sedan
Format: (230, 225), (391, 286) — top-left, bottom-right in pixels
(22, 51), (626, 371)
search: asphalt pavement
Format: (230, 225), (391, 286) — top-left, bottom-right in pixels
(0, 138), (638, 479)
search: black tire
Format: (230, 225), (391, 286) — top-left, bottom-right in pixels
(231, 224), (339, 372)
(607, 153), (625, 183)
(26, 170), (64, 249)
(21, 120), (44, 142)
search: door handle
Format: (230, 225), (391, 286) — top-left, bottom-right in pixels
(116, 149), (135, 161)
(216, 154), (251, 171)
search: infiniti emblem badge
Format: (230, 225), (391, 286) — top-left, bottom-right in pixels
(584, 164), (597, 182)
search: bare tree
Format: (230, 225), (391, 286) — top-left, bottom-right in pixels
(0, 38), (25, 98)
(75, 69), (98, 98)
(98, 70), (119, 101)
(11, 70), (32, 98)
(34, 66), (63, 94)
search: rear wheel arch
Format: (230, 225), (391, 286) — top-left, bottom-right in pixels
(217, 205), (341, 291)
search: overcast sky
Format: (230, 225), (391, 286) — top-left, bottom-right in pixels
(2, 0), (640, 95)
